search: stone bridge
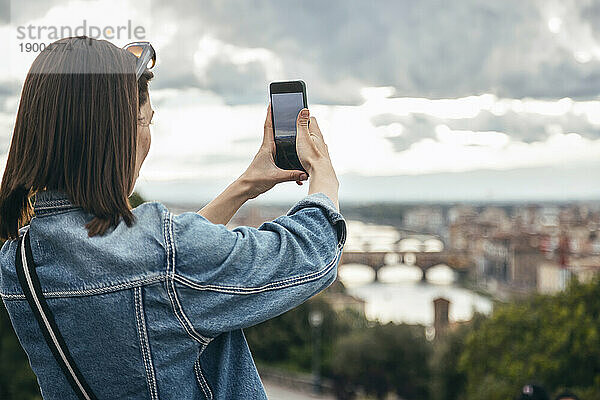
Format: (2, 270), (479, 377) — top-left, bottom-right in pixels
(339, 250), (474, 281)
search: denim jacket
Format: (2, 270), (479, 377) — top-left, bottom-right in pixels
(0, 189), (347, 399)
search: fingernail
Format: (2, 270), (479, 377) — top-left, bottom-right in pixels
(300, 109), (309, 117)
(300, 173), (308, 180)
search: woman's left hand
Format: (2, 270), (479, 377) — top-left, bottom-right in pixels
(238, 104), (308, 200)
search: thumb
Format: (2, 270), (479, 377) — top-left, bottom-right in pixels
(296, 108), (310, 137)
(277, 169), (308, 183)
(262, 103), (274, 148)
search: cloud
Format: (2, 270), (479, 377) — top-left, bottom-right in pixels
(0, 79), (19, 114)
(0, 0), (9, 24)
(447, 109), (600, 142)
(3, 0), (600, 203)
(135, 162), (600, 204)
(377, 107), (600, 152)
(368, 93), (600, 151)
(371, 114), (438, 152)
(199, 58), (269, 105)
(133, 91), (600, 187)
(144, 0), (600, 104)
(0, 111), (14, 151)
(2, 0), (89, 27)
(9, 0), (600, 103)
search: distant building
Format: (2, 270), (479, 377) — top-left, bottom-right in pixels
(433, 297), (450, 340)
(569, 256), (600, 284)
(482, 237), (510, 283)
(320, 280), (366, 316)
(404, 207), (444, 233)
(537, 262), (569, 294)
(447, 205), (477, 225)
(510, 239), (546, 290)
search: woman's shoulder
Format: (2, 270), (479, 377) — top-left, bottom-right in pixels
(131, 200), (170, 218)
(133, 201), (215, 228)
(128, 200), (173, 237)
(129, 200), (210, 239)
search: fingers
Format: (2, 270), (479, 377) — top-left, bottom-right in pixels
(307, 115), (330, 157)
(308, 116), (323, 140)
(264, 103), (273, 129)
(296, 108), (310, 136)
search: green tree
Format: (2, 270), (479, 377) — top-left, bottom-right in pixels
(129, 191), (146, 208)
(331, 322), (432, 400)
(429, 313), (495, 400)
(0, 301), (42, 400)
(429, 324), (468, 400)
(458, 277), (600, 399)
(245, 286), (368, 376)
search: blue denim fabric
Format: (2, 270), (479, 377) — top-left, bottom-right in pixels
(0, 189), (347, 399)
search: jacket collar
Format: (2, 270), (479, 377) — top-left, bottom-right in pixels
(33, 189), (79, 216)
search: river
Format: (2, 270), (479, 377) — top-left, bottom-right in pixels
(342, 278), (493, 326)
(338, 220), (493, 326)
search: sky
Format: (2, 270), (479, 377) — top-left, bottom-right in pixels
(1, 0), (600, 204)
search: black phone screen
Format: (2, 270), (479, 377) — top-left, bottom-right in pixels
(271, 88), (306, 171)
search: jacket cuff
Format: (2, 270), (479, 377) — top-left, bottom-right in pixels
(286, 192), (347, 249)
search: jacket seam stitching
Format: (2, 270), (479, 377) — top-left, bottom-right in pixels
(163, 211), (212, 345)
(0, 275), (165, 300)
(193, 362), (209, 400)
(172, 244), (343, 295)
(134, 289), (153, 399)
(134, 288), (152, 395)
(34, 204), (76, 210)
(34, 198), (70, 204)
(33, 209), (81, 218)
(134, 287), (159, 400)
(167, 212), (214, 344)
(194, 345), (213, 400)
(287, 198), (345, 218)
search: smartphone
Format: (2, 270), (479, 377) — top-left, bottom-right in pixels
(269, 80), (307, 173)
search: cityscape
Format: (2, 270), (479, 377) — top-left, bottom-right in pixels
(224, 199), (600, 300)
(166, 197), (600, 399)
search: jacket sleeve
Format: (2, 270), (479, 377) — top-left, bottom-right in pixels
(168, 192), (347, 338)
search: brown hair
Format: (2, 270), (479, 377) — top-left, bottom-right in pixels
(0, 36), (153, 240)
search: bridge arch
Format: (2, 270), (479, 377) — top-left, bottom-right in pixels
(399, 238), (422, 253)
(338, 263), (376, 288)
(339, 249), (473, 283)
(425, 264), (456, 285)
(404, 252), (417, 265)
(383, 252), (400, 265)
(423, 238), (444, 252)
(378, 263), (422, 283)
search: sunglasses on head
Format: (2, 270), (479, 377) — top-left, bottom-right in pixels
(123, 41), (156, 80)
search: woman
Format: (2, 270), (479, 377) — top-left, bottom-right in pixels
(0, 36), (346, 399)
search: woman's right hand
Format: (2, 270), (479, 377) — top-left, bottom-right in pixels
(295, 109), (334, 176)
(295, 108), (340, 211)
